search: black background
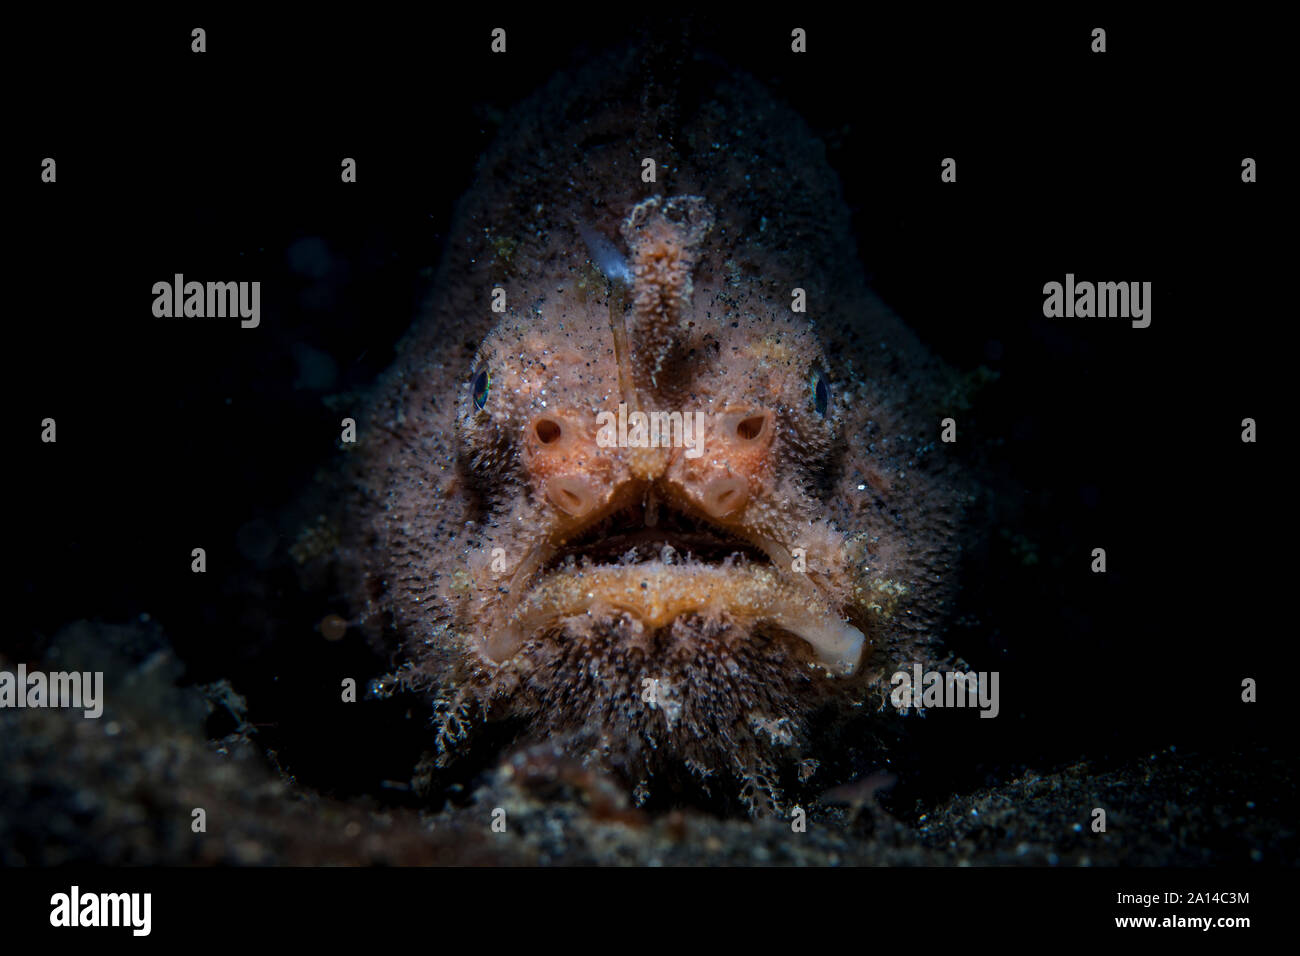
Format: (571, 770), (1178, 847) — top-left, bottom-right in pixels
(10, 8), (1289, 839)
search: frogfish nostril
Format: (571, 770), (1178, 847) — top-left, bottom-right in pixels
(546, 476), (600, 517)
(700, 476), (749, 518)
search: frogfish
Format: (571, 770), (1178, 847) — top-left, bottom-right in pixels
(315, 41), (973, 814)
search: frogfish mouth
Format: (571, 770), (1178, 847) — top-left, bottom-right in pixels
(327, 44), (971, 812)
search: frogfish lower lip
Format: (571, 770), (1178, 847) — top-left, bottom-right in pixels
(481, 561), (865, 677)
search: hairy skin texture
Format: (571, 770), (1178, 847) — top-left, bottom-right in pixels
(325, 45), (972, 814)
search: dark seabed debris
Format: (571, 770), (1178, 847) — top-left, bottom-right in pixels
(2, 621), (1291, 865)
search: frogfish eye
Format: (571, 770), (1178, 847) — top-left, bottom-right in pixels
(471, 368), (491, 411)
(812, 369), (830, 417)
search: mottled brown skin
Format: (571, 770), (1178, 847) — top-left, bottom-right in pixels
(330, 47), (971, 813)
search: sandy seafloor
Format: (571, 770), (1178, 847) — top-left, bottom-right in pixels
(2, 620), (1292, 866)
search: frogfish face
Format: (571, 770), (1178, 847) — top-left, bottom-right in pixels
(460, 196), (865, 679)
